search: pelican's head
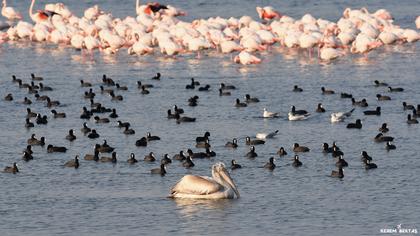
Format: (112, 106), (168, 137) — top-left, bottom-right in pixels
(212, 162), (240, 198)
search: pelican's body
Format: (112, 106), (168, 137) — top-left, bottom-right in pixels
(170, 162), (239, 199)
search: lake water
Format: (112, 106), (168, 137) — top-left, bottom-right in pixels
(0, 1), (419, 236)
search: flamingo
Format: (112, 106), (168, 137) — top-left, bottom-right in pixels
(2, 0), (22, 21)
(29, 0), (52, 24)
(256, 6), (281, 21)
(233, 51), (261, 65)
(350, 33), (383, 55)
(319, 45), (344, 61)
(170, 162), (240, 199)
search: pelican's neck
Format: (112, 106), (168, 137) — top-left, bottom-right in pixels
(29, 0), (35, 19)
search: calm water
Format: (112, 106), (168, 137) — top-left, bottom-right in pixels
(1, 1), (420, 236)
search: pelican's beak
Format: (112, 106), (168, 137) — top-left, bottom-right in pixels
(219, 168), (240, 198)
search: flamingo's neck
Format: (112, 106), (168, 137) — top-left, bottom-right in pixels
(2, 0), (6, 8)
(136, 0), (140, 11)
(29, 0), (35, 19)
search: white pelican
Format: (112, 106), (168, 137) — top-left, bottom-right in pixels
(170, 162), (240, 199)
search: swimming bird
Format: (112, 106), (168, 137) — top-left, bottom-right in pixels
(87, 130), (99, 139)
(84, 148), (99, 161)
(293, 143), (310, 152)
(316, 103), (326, 113)
(385, 141), (396, 151)
(137, 81), (154, 89)
(219, 88), (231, 96)
(110, 91), (123, 101)
(45, 97), (60, 107)
(196, 132), (210, 143)
(374, 80), (388, 87)
(146, 132), (161, 141)
(116, 83), (128, 91)
(100, 152), (117, 163)
(66, 129), (76, 141)
(331, 167), (344, 178)
(26, 108), (37, 118)
(256, 130), (279, 140)
(198, 85), (210, 91)
(379, 123), (389, 133)
(144, 152), (156, 162)
(245, 94), (259, 103)
(4, 93), (13, 101)
(321, 87), (335, 94)
(27, 134), (45, 146)
(288, 106), (310, 120)
(264, 157), (276, 170)
(263, 108), (279, 118)
(22, 97), (32, 105)
(277, 147), (288, 156)
(403, 102), (415, 110)
(245, 146), (258, 158)
(361, 151), (373, 162)
(364, 159), (377, 170)
(81, 122), (91, 134)
(151, 73), (161, 80)
(376, 94), (391, 101)
(94, 116), (110, 123)
(292, 155), (302, 167)
(374, 133), (394, 142)
(196, 140), (211, 149)
(235, 98), (247, 107)
(3, 162), (18, 174)
(161, 154), (172, 164)
(25, 118), (34, 128)
(220, 83), (236, 90)
(352, 98), (368, 107)
(140, 86), (150, 94)
(117, 121), (130, 128)
(64, 156), (79, 169)
(340, 93), (353, 99)
(51, 110), (66, 118)
(22, 151), (33, 161)
(80, 80), (92, 87)
(109, 109), (118, 118)
(135, 137), (147, 147)
(246, 136), (265, 145)
(336, 155), (348, 168)
(182, 156), (195, 168)
(346, 119), (362, 129)
(30, 73), (43, 81)
(173, 151), (187, 161)
(407, 114), (418, 124)
(127, 153), (138, 164)
(293, 85), (303, 92)
(35, 114), (48, 125)
(231, 160), (242, 170)
(170, 162), (239, 199)
(47, 145), (67, 153)
(364, 107), (381, 115)
(39, 83), (52, 91)
(322, 143), (334, 153)
(151, 164), (166, 176)
(175, 114), (196, 124)
(122, 126), (135, 135)
(225, 138), (238, 148)
(332, 146), (344, 158)
(388, 86), (404, 92)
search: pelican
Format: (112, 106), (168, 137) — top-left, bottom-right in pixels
(170, 162), (240, 199)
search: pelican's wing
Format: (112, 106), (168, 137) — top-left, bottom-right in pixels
(171, 175), (222, 195)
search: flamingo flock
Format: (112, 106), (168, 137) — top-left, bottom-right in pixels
(0, 0), (419, 64)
